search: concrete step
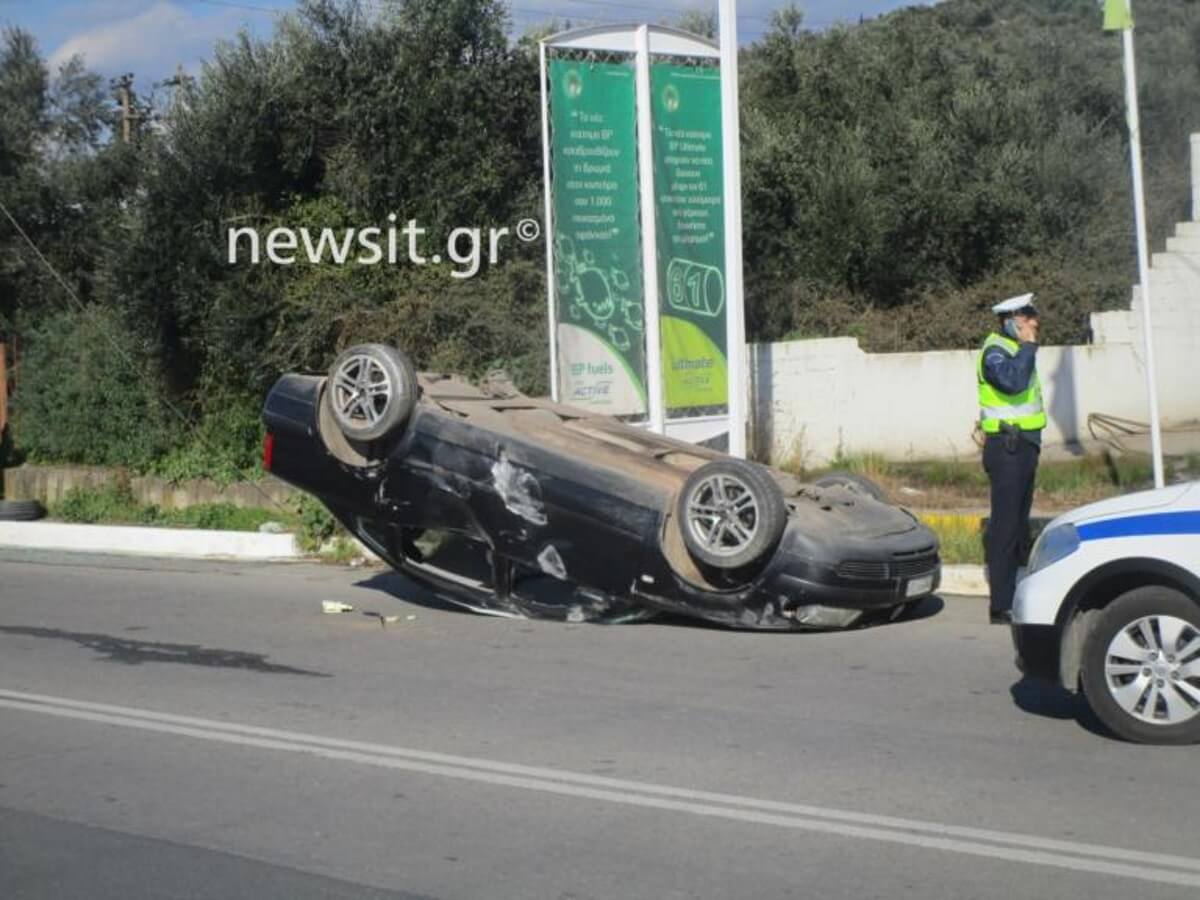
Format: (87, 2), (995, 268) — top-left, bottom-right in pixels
(1132, 283), (1199, 311)
(1165, 235), (1200, 255)
(1175, 221), (1200, 238)
(1151, 252), (1200, 280)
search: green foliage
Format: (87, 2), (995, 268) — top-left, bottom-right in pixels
(888, 452), (1154, 497)
(0, 27), (126, 335)
(52, 480), (148, 525)
(742, 0), (1200, 349)
(164, 502), (276, 531)
(894, 460), (989, 491)
(293, 494), (341, 552)
(50, 480), (278, 531)
(148, 394), (266, 484)
(319, 534), (363, 564)
(13, 309), (179, 468)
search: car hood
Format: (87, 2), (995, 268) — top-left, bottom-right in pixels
(1042, 480), (1198, 533)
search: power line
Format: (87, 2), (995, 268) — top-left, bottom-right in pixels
(0, 199), (290, 515)
(183, 0), (832, 31)
(534, 0), (777, 24)
(186, 0), (286, 13)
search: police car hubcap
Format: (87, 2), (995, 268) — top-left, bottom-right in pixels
(1104, 615), (1200, 726)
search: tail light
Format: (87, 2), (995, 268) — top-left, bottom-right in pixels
(263, 431), (275, 472)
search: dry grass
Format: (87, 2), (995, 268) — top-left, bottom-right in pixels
(791, 452), (1157, 513)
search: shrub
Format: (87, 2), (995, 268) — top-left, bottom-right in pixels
(293, 494), (340, 552)
(52, 479), (149, 524)
(148, 393), (266, 484)
(12, 309), (178, 469)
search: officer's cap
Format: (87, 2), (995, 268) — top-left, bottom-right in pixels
(991, 293), (1037, 317)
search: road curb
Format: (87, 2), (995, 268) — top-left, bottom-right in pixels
(940, 564), (988, 597)
(0, 521), (302, 561)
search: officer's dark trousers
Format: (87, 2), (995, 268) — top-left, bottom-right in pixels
(983, 434), (1039, 614)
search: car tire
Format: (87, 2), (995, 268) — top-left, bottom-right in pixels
(326, 344), (418, 443)
(1079, 586), (1200, 744)
(677, 460), (787, 571)
(0, 499), (45, 521)
(813, 471), (886, 502)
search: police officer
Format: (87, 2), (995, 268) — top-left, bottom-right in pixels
(979, 293), (1045, 624)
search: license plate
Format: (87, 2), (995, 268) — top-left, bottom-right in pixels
(906, 574), (934, 597)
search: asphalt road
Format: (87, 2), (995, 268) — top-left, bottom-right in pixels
(2, 548), (1198, 900)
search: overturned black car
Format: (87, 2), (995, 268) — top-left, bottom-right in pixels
(263, 344), (940, 629)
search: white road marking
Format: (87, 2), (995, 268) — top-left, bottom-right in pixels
(3, 688), (1199, 888)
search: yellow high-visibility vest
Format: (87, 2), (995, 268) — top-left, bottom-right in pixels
(977, 332), (1046, 433)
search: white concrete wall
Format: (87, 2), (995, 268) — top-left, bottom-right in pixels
(748, 134), (1200, 467)
(1192, 133), (1200, 222)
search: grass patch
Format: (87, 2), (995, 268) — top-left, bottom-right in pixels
(825, 451), (894, 480)
(801, 450), (1160, 511)
(894, 459), (988, 490)
(52, 482), (282, 533)
(50, 482), (362, 561)
(919, 513), (985, 565)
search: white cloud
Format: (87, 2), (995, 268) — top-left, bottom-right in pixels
(48, 1), (250, 80)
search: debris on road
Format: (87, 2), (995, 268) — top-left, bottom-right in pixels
(321, 601), (355, 614)
(361, 611), (405, 628)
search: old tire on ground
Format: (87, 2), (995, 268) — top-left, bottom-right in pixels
(0, 499), (46, 521)
(814, 471), (886, 502)
(1079, 586), (1200, 745)
(326, 344), (417, 443)
(677, 460), (787, 571)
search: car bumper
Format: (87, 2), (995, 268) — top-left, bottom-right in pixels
(770, 566), (942, 611)
(1010, 622), (1060, 681)
(632, 559), (941, 631)
(1011, 565), (1068, 627)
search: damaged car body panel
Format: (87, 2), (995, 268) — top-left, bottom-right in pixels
(264, 353), (941, 630)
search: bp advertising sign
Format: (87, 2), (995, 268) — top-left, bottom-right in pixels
(650, 64), (728, 413)
(548, 59), (648, 416)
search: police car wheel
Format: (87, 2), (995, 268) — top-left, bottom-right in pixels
(1080, 586), (1200, 745)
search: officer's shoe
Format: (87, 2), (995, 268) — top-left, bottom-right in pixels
(989, 609), (1013, 625)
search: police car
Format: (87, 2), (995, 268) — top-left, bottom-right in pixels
(1012, 480), (1200, 743)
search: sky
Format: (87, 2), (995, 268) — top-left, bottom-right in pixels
(1, 0), (934, 90)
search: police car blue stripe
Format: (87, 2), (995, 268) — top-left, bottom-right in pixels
(1077, 511), (1200, 541)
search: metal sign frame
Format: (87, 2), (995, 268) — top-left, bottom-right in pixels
(539, 24), (746, 452)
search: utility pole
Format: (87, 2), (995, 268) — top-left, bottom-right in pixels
(113, 74), (140, 144)
(160, 64), (194, 113)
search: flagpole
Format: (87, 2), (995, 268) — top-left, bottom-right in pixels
(1118, 0), (1166, 488)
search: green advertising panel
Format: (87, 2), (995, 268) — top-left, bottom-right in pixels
(549, 59), (647, 416)
(650, 64), (728, 414)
